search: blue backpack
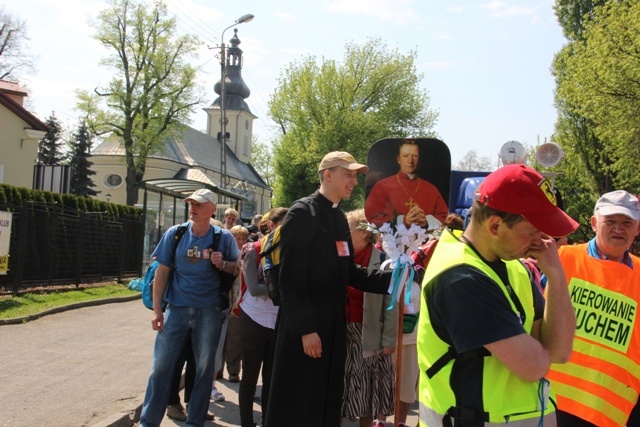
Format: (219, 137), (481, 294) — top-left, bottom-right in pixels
(140, 261), (161, 310)
(141, 223), (189, 310)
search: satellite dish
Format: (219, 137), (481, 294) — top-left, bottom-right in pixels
(499, 140), (526, 165)
(536, 142), (565, 168)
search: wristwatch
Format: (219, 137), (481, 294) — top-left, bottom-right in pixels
(221, 260), (227, 271)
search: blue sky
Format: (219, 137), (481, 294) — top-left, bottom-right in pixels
(8, 0), (566, 166)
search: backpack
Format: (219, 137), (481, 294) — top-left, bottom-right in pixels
(236, 241), (262, 313)
(142, 223), (189, 311)
(259, 197), (318, 306)
(239, 241), (263, 287)
(209, 226), (237, 306)
(260, 227), (282, 305)
(142, 224), (235, 311)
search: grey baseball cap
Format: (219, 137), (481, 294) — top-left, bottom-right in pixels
(594, 190), (640, 221)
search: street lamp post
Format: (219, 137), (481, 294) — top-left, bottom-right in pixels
(220, 13), (254, 194)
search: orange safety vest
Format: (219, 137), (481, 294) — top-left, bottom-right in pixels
(547, 243), (640, 427)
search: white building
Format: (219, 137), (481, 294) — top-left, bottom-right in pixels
(90, 30), (270, 253)
(0, 80), (48, 188)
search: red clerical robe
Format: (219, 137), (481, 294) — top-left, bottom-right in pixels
(365, 172), (449, 226)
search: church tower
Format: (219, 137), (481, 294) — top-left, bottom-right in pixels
(205, 29), (257, 164)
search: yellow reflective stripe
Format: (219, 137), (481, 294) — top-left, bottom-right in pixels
(552, 382), (628, 426)
(551, 360), (637, 403)
(573, 338), (640, 381)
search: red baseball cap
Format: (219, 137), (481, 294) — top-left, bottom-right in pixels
(474, 164), (579, 237)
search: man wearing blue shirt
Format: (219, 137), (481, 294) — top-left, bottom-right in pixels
(140, 189), (239, 427)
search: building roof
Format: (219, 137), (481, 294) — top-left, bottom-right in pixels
(0, 93), (49, 131)
(0, 80), (28, 96)
(140, 176), (249, 201)
(91, 124), (269, 190)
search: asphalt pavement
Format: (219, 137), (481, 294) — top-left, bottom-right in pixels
(0, 298), (418, 427)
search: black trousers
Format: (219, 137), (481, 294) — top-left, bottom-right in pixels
(628, 400), (640, 427)
(238, 308), (276, 427)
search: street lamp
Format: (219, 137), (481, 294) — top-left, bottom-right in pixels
(220, 13), (254, 192)
(105, 193), (112, 203)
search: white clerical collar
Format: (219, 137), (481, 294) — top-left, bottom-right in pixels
(406, 173), (416, 180)
(332, 203), (339, 208)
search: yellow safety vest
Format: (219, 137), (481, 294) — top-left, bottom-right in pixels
(417, 230), (555, 426)
(547, 244), (640, 427)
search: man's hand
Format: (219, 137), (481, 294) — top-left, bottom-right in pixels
(210, 251), (224, 269)
(527, 235), (564, 281)
(528, 234), (575, 363)
(302, 332), (322, 358)
(151, 265), (169, 331)
(404, 205), (427, 227)
(151, 309), (164, 331)
(382, 346), (395, 355)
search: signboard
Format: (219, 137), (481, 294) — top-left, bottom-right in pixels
(0, 211), (11, 275)
(365, 137), (451, 227)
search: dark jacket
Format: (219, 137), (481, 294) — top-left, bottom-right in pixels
(264, 191), (390, 426)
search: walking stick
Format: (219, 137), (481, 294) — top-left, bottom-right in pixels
(394, 290), (405, 424)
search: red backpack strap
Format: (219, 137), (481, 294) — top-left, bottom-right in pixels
(418, 238), (439, 269)
(410, 238), (439, 285)
(411, 238), (439, 269)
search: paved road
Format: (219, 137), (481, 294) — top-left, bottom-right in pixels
(0, 299), (418, 427)
(0, 299), (155, 426)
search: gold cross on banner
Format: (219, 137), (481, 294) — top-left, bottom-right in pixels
(404, 197), (417, 211)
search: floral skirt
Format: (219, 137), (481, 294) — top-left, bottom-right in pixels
(341, 322), (395, 419)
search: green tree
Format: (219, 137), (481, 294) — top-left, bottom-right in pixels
(551, 0), (620, 233)
(37, 112), (65, 165)
(554, 0), (607, 41)
(269, 37), (438, 209)
(251, 136), (275, 190)
(455, 150), (495, 171)
(553, 153), (600, 243)
(77, 0), (201, 205)
(0, 6), (35, 80)
(557, 0), (640, 192)
(68, 120), (98, 198)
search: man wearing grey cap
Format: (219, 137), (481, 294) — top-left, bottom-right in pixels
(139, 188), (239, 427)
(265, 151), (391, 427)
(547, 190), (640, 427)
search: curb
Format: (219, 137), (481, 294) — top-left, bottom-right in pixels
(0, 293), (142, 326)
(90, 375), (187, 427)
(89, 392), (145, 427)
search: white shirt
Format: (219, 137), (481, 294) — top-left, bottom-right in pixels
(239, 243), (278, 329)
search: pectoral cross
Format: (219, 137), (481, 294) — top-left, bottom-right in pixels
(404, 197), (417, 211)
(397, 174), (421, 213)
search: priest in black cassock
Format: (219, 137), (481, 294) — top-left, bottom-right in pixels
(264, 151), (392, 427)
